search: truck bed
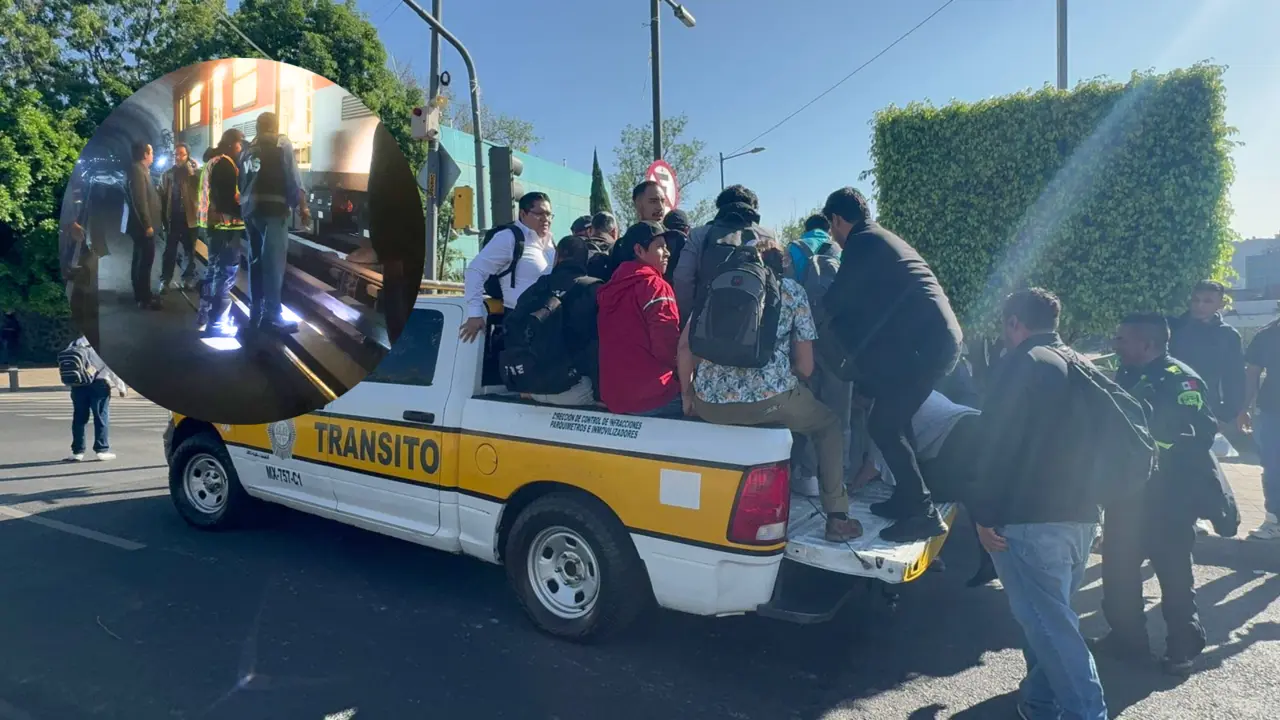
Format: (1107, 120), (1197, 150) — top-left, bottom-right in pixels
(785, 478), (956, 584)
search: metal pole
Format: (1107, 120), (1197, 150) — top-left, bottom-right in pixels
(1056, 0), (1067, 90)
(650, 0), (662, 161)
(719, 152), (724, 190)
(400, 0), (486, 232)
(422, 0), (442, 281)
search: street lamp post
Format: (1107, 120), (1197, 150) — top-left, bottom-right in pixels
(1056, 0), (1068, 90)
(651, 0), (696, 161)
(719, 147), (766, 190)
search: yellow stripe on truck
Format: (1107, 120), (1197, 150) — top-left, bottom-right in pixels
(182, 413), (784, 557)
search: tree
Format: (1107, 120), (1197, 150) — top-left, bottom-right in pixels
(437, 87), (540, 153)
(589, 149), (612, 215)
(609, 114), (714, 227)
(779, 208), (822, 244)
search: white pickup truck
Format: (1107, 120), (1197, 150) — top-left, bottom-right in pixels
(164, 295), (959, 641)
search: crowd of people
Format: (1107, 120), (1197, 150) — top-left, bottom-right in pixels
(461, 181), (1266, 718)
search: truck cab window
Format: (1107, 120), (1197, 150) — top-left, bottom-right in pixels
(366, 309), (444, 386)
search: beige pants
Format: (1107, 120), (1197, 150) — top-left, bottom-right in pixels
(694, 385), (848, 515)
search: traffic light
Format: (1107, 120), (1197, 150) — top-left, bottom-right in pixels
(488, 145), (524, 227)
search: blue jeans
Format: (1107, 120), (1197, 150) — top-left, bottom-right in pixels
(70, 379), (111, 454)
(989, 522), (1106, 720)
(1254, 412), (1280, 516)
(197, 228), (243, 329)
(244, 214), (290, 328)
(635, 393), (684, 418)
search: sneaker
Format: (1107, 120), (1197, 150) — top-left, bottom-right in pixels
(825, 516), (863, 543)
(1194, 519), (1214, 536)
(65, 453), (85, 462)
(95, 452), (116, 461)
(793, 475), (820, 498)
(270, 319), (300, 335)
(1160, 653), (1197, 677)
(1249, 514), (1280, 540)
(879, 506), (948, 543)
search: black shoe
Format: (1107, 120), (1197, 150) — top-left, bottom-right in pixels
(1087, 633), (1152, 663)
(879, 507), (947, 543)
(1160, 653), (1198, 677)
(146, 297), (163, 310)
(269, 319), (299, 335)
(870, 496), (917, 521)
(966, 559), (999, 588)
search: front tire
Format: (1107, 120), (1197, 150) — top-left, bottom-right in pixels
(505, 493), (652, 642)
(168, 432), (256, 530)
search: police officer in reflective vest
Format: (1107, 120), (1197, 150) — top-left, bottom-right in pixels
(1094, 312), (1222, 676)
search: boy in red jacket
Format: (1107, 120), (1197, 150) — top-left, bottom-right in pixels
(597, 222), (684, 416)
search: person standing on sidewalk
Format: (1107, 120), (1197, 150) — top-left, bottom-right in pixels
(158, 143), (201, 293)
(1242, 318), (1280, 539)
(239, 112), (308, 337)
(970, 288), (1107, 720)
(61, 336), (127, 462)
(125, 142), (163, 310)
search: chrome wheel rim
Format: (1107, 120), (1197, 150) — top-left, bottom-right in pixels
(526, 526), (601, 619)
(183, 453), (228, 515)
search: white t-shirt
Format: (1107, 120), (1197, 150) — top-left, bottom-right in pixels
(462, 221), (556, 318)
(875, 390), (980, 486)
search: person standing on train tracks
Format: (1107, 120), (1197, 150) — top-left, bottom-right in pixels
(195, 128), (246, 336)
(239, 111), (309, 337)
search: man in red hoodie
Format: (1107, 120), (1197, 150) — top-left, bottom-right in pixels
(597, 222), (684, 416)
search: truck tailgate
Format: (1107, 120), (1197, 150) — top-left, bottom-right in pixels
(785, 479), (955, 584)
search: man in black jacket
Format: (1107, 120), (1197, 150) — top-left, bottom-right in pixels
(126, 142), (163, 310)
(1169, 280), (1245, 431)
(971, 288), (1107, 720)
(819, 187), (962, 542)
(1094, 312), (1238, 676)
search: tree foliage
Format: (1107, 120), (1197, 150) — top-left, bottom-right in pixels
(589, 149), (612, 215)
(779, 207), (822, 244)
(437, 87), (540, 153)
(610, 114), (713, 227)
(870, 64), (1238, 340)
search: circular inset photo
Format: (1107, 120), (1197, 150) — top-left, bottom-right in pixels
(60, 59), (426, 425)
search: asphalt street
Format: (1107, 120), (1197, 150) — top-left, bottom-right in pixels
(0, 390), (1278, 720)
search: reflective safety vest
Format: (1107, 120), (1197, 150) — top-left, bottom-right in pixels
(197, 154), (245, 230)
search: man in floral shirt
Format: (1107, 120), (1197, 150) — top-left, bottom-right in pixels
(676, 238), (859, 542)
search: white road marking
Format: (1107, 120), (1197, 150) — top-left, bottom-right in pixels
(0, 394), (170, 431)
(0, 505), (146, 551)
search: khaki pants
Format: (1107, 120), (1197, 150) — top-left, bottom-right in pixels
(694, 385), (848, 515)
(792, 366), (854, 480)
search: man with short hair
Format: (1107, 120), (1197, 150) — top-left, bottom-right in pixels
(159, 143), (201, 293)
(585, 211), (618, 281)
(632, 180), (668, 224)
(239, 111), (309, 336)
(597, 222), (683, 416)
(459, 192), (556, 342)
(571, 215), (593, 238)
(971, 288), (1106, 720)
(63, 335), (127, 463)
(671, 184), (776, 319)
(787, 214), (834, 285)
(1169, 280), (1245, 433)
(820, 186), (962, 542)
(195, 128), (247, 335)
(1095, 312), (1231, 676)
(126, 141), (163, 310)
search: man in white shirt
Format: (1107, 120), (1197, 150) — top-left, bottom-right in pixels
(459, 192), (557, 342)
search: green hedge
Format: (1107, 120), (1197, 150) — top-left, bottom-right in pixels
(870, 63), (1237, 340)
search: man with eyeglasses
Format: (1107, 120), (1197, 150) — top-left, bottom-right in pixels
(459, 192), (557, 342)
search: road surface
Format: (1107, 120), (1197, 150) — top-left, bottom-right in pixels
(1, 391), (1277, 719)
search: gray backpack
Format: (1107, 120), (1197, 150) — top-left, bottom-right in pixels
(793, 241), (840, 324)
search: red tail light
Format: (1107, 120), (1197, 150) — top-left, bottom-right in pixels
(727, 463), (790, 545)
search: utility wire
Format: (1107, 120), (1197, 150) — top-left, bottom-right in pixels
(727, 0), (956, 155)
(207, 0), (276, 61)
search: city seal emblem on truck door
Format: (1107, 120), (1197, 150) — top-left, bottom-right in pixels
(267, 419), (297, 460)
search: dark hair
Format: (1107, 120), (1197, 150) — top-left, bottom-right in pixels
(591, 212), (617, 235)
(1002, 287), (1061, 332)
(754, 238), (785, 277)
(217, 128), (245, 152)
(174, 142), (189, 155)
(1121, 312), (1170, 351)
(131, 142), (151, 162)
(517, 191), (551, 213)
(821, 187), (870, 226)
(803, 213), (830, 233)
(202, 146), (217, 162)
(1193, 279), (1226, 298)
(715, 184), (758, 210)
(555, 235), (590, 268)
(632, 180), (659, 202)
(255, 111), (279, 136)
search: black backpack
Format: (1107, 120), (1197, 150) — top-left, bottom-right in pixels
(1051, 347), (1158, 508)
(793, 241), (840, 324)
(692, 221), (760, 314)
(482, 223), (523, 301)
(584, 238), (613, 282)
(499, 276), (593, 395)
(688, 246), (781, 369)
(58, 344), (94, 387)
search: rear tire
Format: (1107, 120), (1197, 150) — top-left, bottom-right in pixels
(505, 493), (652, 642)
(168, 432), (257, 530)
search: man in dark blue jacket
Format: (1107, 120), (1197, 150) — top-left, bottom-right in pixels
(1169, 280), (1245, 431)
(819, 187), (963, 542)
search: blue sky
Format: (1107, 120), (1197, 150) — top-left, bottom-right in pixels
(245, 0), (1280, 238)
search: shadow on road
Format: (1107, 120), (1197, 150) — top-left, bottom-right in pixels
(0, 464), (167, 483)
